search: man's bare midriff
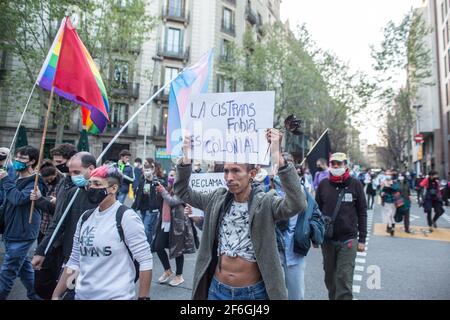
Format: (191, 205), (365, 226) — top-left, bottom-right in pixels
(214, 255), (262, 287)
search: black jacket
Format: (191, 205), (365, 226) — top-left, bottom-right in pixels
(315, 177), (367, 244)
(35, 185), (97, 262)
(132, 176), (165, 212)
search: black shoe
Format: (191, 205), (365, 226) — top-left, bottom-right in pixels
(433, 222), (437, 228)
(386, 226), (391, 233)
(390, 227), (395, 236)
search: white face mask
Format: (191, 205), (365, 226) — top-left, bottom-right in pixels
(399, 176), (405, 181)
(330, 167), (346, 177)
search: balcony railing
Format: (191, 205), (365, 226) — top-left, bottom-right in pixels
(111, 82), (140, 99)
(221, 23), (236, 37)
(162, 6), (190, 24)
(246, 6), (258, 25)
(157, 44), (190, 61)
(153, 85), (169, 103)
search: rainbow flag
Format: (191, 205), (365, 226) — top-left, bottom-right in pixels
(36, 17), (109, 134)
(166, 50), (213, 155)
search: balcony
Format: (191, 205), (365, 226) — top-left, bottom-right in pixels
(162, 6), (190, 25)
(221, 23), (236, 37)
(157, 44), (190, 62)
(224, 0), (236, 5)
(111, 82), (140, 99)
(153, 85), (169, 103)
(246, 6), (258, 25)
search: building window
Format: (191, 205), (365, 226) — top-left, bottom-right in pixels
(162, 107), (168, 135)
(163, 66), (179, 93)
(442, 2), (445, 23)
(109, 102), (128, 131)
(446, 55), (448, 78)
(216, 75), (235, 93)
(113, 61), (129, 89)
(167, 0), (184, 17)
(220, 39), (231, 61)
(222, 7), (235, 35)
(165, 27), (182, 53)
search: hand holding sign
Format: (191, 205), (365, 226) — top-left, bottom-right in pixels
(266, 128), (285, 171)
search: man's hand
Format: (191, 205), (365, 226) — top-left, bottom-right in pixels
(49, 196), (57, 205)
(183, 204), (192, 216)
(0, 169), (7, 180)
(155, 184), (166, 194)
(266, 128), (284, 168)
(32, 255), (45, 270)
(182, 135), (192, 165)
(30, 189), (42, 201)
(357, 243), (365, 252)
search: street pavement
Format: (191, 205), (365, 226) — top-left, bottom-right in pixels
(2, 195), (450, 300)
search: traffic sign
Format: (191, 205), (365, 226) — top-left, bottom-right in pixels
(414, 134), (424, 143)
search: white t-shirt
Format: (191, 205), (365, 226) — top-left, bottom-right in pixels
(66, 201), (153, 300)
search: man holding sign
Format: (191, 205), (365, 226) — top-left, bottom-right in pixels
(174, 129), (307, 300)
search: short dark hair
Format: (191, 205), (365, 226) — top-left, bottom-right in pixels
(16, 146), (39, 168)
(134, 158), (142, 164)
(50, 143), (77, 160)
(145, 157), (155, 165)
(429, 170), (438, 176)
(80, 153), (96, 169)
(119, 149), (131, 157)
(246, 164), (256, 172)
(40, 165), (57, 177)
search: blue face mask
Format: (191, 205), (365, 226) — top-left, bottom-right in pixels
(13, 160), (28, 171)
(71, 175), (88, 187)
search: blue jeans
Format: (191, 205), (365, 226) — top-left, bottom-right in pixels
(282, 257), (306, 300)
(141, 210), (159, 245)
(207, 276), (269, 300)
(117, 192), (128, 204)
(0, 240), (41, 300)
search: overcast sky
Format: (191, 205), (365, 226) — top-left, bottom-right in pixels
(280, 0), (423, 144)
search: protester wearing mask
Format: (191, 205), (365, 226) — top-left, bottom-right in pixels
(0, 146), (45, 300)
(315, 152), (367, 300)
(420, 171), (445, 232)
(313, 158), (329, 191)
(381, 170), (399, 236)
(116, 149), (135, 204)
(365, 174), (377, 210)
(50, 144), (77, 175)
(0, 147), (16, 207)
(52, 165), (153, 300)
(31, 152), (97, 300)
(397, 173), (412, 233)
(30, 162), (63, 243)
(153, 170), (195, 287)
(132, 163), (166, 245)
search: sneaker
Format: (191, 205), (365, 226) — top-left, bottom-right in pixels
(390, 227), (395, 236)
(433, 222), (437, 228)
(169, 275), (185, 287)
(158, 271), (173, 284)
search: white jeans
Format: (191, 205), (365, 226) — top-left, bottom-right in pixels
(383, 203), (396, 225)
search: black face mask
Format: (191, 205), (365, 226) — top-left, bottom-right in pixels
(56, 162), (69, 173)
(0, 154), (7, 161)
(87, 187), (109, 204)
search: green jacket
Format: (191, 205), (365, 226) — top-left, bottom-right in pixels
(174, 163), (307, 300)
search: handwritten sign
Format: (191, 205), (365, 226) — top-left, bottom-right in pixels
(178, 91), (274, 165)
(189, 172), (227, 216)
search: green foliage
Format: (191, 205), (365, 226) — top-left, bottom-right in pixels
(218, 22), (375, 153)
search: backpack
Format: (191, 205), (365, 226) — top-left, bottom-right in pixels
(80, 204), (140, 282)
(293, 185), (325, 256)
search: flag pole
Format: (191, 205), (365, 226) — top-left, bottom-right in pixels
(44, 74), (179, 254)
(299, 128), (329, 167)
(5, 82), (38, 165)
(29, 86), (55, 223)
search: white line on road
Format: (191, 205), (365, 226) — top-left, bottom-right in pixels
(352, 285), (361, 293)
(357, 252), (367, 257)
(355, 265), (365, 272)
(353, 274), (363, 281)
(355, 258), (366, 264)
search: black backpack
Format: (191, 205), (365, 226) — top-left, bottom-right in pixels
(80, 205), (140, 282)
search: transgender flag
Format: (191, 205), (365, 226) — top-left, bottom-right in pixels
(166, 50), (213, 156)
